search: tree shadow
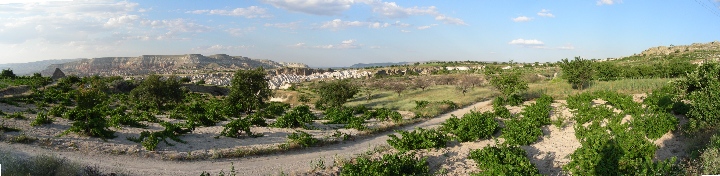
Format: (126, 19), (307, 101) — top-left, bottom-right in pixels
(521, 145), (563, 176)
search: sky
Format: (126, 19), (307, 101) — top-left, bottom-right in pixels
(1, 0), (720, 67)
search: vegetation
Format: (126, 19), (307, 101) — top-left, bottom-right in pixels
(501, 94), (553, 145)
(440, 111), (498, 142)
(469, 144), (541, 176)
(287, 131), (319, 148)
(226, 67), (272, 114)
(0, 148), (117, 176)
(387, 128), (447, 152)
(560, 57), (595, 90)
(485, 68), (527, 106)
(129, 74), (185, 111)
(312, 79), (359, 109)
(272, 105), (316, 129)
(341, 152), (429, 176)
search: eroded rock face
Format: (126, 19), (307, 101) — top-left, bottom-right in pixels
(51, 68), (65, 80)
(640, 41), (720, 56)
(41, 54), (307, 76)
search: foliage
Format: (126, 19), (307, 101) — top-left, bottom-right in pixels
(225, 67), (272, 114)
(4, 112), (26, 119)
(127, 122), (191, 151)
(265, 102), (290, 117)
(677, 62), (720, 132)
(560, 56), (595, 90)
(341, 152), (429, 176)
(272, 105), (316, 129)
(468, 144), (541, 176)
(501, 94), (553, 145)
(593, 61), (621, 81)
(312, 79), (359, 109)
(219, 118), (256, 138)
(287, 131), (318, 148)
(387, 128), (447, 152)
(440, 111), (498, 142)
(30, 111), (53, 126)
(0, 148), (113, 176)
(563, 90), (681, 175)
(0, 69), (16, 79)
(61, 108), (116, 140)
(363, 108), (403, 122)
(485, 69), (528, 100)
(323, 107), (356, 124)
(129, 74), (185, 111)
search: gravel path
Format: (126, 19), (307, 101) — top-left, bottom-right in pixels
(0, 100), (493, 176)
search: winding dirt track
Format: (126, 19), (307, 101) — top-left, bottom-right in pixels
(0, 100), (492, 176)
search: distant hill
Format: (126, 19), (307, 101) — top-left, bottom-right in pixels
(0, 59), (81, 76)
(40, 54), (308, 76)
(349, 62), (416, 68)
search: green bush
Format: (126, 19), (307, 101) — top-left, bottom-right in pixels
(265, 102), (290, 117)
(127, 122), (190, 151)
(287, 131), (318, 148)
(30, 111), (53, 126)
(0, 149), (112, 176)
(414, 100), (430, 109)
(219, 118), (255, 138)
(61, 108), (115, 140)
(502, 118), (543, 146)
(341, 152), (429, 176)
(324, 107), (355, 124)
(700, 148), (720, 175)
(387, 128), (447, 152)
(440, 111), (498, 142)
(4, 112), (26, 119)
(468, 145), (540, 176)
(272, 105), (316, 129)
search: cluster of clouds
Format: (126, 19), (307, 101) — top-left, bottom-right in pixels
(291, 39), (364, 49)
(508, 39), (575, 50)
(512, 9), (555, 22)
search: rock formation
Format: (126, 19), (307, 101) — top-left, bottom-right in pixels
(51, 68), (65, 80)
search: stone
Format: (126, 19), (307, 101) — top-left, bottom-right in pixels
(51, 68), (66, 80)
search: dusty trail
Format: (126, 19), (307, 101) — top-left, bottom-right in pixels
(0, 100), (492, 176)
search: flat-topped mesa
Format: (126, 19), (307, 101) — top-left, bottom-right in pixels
(41, 54), (307, 76)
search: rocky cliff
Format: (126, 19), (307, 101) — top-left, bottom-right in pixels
(639, 41), (720, 56)
(40, 54), (307, 76)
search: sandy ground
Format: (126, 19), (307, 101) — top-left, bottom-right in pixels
(0, 93), (692, 176)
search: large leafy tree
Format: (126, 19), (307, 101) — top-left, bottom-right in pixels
(677, 62), (720, 132)
(130, 74), (185, 110)
(593, 61), (621, 81)
(560, 56), (594, 90)
(313, 79), (359, 109)
(226, 67), (272, 114)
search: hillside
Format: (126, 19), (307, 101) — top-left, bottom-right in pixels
(0, 59), (81, 76)
(39, 54), (307, 76)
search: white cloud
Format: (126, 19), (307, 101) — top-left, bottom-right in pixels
(262, 0), (466, 25)
(264, 21), (302, 29)
(558, 45), (575, 50)
(191, 45), (254, 53)
(537, 9), (554, 17)
(400, 30), (411, 33)
(597, 0), (621, 5)
(104, 15), (140, 28)
(512, 16), (532, 22)
(319, 19), (410, 30)
(263, 0), (353, 15)
(292, 39), (361, 49)
(508, 39), (545, 48)
(226, 27), (256, 36)
(417, 24), (438, 30)
(186, 6), (271, 18)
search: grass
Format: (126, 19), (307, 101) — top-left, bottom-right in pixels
(0, 148), (123, 176)
(346, 85), (496, 112)
(528, 78), (676, 99)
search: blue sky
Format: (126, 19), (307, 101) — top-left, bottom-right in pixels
(1, 0), (719, 67)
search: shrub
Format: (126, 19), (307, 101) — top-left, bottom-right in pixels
(5, 112), (26, 120)
(219, 118), (255, 138)
(127, 122), (190, 151)
(272, 105), (316, 129)
(701, 148), (720, 174)
(387, 128), (447, 152)
(365, 108), (403, 122)
(341, 152), (429, 176)
(287, 131), (318, 148)
(324, 107), (355, 124)
(30, 111), (53, 126)
(468, 145), (541, 176)
(502, 118), (543, 146)
(414, 100), (430, 109)
(265, 102), (290, 117)
(440, 111), (498, 142)
(60, 109), (115, 140)
(0, 149), (113, 176)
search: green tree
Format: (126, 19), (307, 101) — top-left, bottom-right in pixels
(560, 57), (594, 90)
(0, 69), (16, 79)
(593, 62), (620, 81)
(677, 62), (720, 132)
(226, 67), (272, 114)
(130, 74), (185, 110)
(485, 69), (527, 100)
(313, 79), (359, 108)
